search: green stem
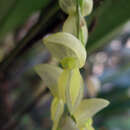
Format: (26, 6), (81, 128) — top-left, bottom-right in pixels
(76, 0), (80, 39)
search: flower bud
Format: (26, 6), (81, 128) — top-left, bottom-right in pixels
(63, 14), (88, 45)
(59, 0), (93, 16)
(80, 0), (93, 16)
(59, 0), (76, 15)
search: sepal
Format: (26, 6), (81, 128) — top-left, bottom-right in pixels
(58, 68), (84, 113)
(73, 98), (109, 127)
(51, 98), (64, 130)
(35, 64), (62, 97)
(43, 32), (86, 68)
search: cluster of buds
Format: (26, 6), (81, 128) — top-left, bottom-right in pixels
(35, 0), (109, 130)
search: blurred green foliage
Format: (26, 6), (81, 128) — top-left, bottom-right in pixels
(0, 0), (51, 39)
(87, 0), (130, 54)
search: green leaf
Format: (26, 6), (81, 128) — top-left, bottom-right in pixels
(35, 64), (62, 97)
(51, 98), (64, 130)
(0, 0), (51, 39)
(73, 98), (109, 127)
(43, 32), (87, 68)
(87, 0), (130, 54)
(0, 49), (4, 62)
(0, 0), (17, 22)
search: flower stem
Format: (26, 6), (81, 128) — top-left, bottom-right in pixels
(76, 0), (80, 39)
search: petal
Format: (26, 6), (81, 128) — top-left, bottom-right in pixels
(74, 98), (109, 126)
(66, 68), (84, 113)
(35, 64), (62, 97)
(51, 98), (64, 130)
(43, 32), (87, 68)
(58, 68), (83, 113)
(58, 69), (69, 102)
